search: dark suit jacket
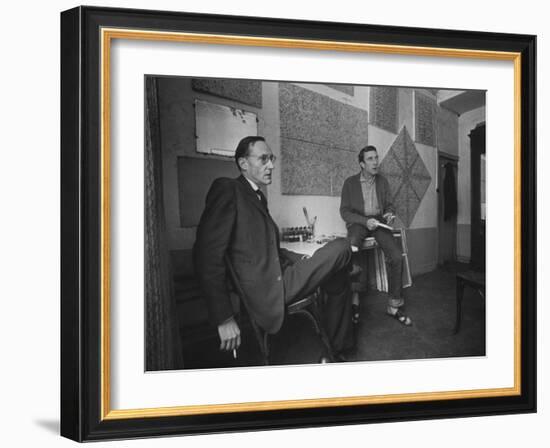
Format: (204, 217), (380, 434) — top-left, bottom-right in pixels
(194, 175), (301, 334)
(339, 172), (395, 227)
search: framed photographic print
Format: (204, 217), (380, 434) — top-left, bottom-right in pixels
(60, 5), (536, 442)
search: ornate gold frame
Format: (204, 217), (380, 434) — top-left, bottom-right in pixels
(99, 28), (522, 421)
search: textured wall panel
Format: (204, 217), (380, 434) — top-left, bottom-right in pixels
(177, 156), (240, 227)
(281, 138), (332, 196)
(369, 86), (398, 133)
(328, 145), (358, 196)
(325, 84), (354, 96)
(380, 127), (432, 227)
(437, 106), (459, 156)
(281, 138), (356, 196)
(279, 83), (368, 150)
(415, 92), (436, 146)
(279, 83), (367, 196)
(192, 78), (262, 107)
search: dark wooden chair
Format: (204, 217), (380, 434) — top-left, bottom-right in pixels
(225, 256), (334, 365)
(455, 270), (485, 333)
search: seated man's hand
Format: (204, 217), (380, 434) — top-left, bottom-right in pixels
(383, 212), (396, 225)
(217, 317), (241, 352)
(366, 218), (379, 231)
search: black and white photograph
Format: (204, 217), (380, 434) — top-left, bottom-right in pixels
(144, 76), (487, 371)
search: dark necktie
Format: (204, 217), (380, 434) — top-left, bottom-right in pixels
(256, 190), (268, 211)
(256, 189), (278, 247)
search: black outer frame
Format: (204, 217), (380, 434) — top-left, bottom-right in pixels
(60, 5), (536, 442)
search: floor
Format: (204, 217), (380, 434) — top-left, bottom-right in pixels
(181, 263), (486, 369)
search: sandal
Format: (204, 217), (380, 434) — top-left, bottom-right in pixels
(352, 304), (360, 324)
(348, 264), (362, 279)
(386, 308), (413, 326)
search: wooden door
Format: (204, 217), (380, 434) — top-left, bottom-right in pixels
(470, 123), (486, 271)
(438, 153), (458, 265)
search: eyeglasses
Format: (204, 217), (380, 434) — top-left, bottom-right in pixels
(249, 154), (277, 165)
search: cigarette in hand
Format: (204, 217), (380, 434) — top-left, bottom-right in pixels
(233, 349), (237, 359)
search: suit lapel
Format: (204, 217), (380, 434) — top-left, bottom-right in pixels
(237, 176), (280, 244)
(237, 175), (269, 217)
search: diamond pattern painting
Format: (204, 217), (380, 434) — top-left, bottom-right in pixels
(380, 127), (432, 227)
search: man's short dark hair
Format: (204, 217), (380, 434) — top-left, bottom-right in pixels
(235, 136), (266, 170)
(358, 145), (378, 164)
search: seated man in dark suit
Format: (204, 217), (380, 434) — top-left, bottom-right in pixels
(194, 136), (354, 361)
(340, 145), (412, 326)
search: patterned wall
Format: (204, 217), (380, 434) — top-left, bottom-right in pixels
(280, 137), (357, 196)
(380, 127), (432, 227)
(279, 83), (368, 196)
(415, 91), (436, 146)
(370, 86), (398, 133)
(192, 78), (262, 107)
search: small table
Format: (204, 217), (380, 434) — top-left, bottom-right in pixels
(279, 240), (321, 258)
(455, 271), (485, 333)
(280, 229), (412, 293)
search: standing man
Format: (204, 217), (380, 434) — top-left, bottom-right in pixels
(340, 145), (412, 326)
(194, 136), (355, 361)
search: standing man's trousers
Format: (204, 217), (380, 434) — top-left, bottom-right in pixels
(281, 238), (354, 353)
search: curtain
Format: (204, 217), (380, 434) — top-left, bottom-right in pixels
(145, 77), (183, 370)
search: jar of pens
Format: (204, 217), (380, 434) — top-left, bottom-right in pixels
(281, 206), (317, 243)
(281, 225), (314, 242)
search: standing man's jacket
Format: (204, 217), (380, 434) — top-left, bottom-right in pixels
(340, 172), (395, 226)
(194, 175), (301, 334)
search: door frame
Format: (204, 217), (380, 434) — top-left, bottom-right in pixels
(436, 150), (459, 266)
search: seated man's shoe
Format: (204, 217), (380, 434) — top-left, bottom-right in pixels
(347, 263), (362, 279)
(351, 303), (360, 324)
(386, 306), (413, 326)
